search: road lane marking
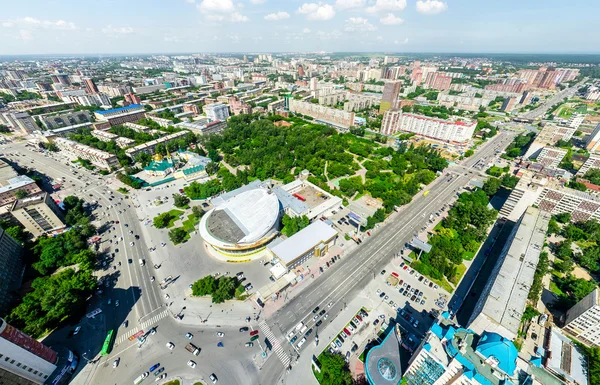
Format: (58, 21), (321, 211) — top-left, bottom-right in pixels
(258, 321), (290, 367)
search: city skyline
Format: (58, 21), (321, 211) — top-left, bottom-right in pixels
(1, 0), (598, 55)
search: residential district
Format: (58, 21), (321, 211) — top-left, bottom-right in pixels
(0, 52), (599, 385)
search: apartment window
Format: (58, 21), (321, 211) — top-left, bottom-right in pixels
(16, 362), (21, 367)
(33, 370), (38, 375)
(10, 359), (15, 364)
(28, 368), (33, 372)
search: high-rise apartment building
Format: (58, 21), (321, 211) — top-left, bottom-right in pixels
(563, 288), (600, 347)
(0, 318), (58, 385)
(585, 123), (600, 152)
(500, 97), (518, 113)
(379, 81), (401, 114)
(423, 71), (452, 91)
(468, 207), (550, 340)
(82, 77), (98, 94)
(0, 228), (23, 316)
(9, 193), (65, 237)
(124, 92), (141, 106)
(567, 113), (585, 129)
(381, 110), (476, 143)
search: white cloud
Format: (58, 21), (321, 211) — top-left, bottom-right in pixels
(344, 17), (377, 32)
(264, 11), (290, 21)
(316, 30), (342, 40)
(416, 0), (447, 14)
(229, 34), (240, 43)
(197, 0), (236, 13)
(164, 36), (180, 42)
(335, 0), (365, 10)
(19, 29), (33, 40)
(394, 37), (409, 44)
(380, 13), (403, 25)
(102, 25), (134, 35)
(376, 35), (383, 40)
(197, 0), (248, 22)
(303, 28), (311, 33)
(2, 17), (77, 30)
(184, 0), (195, 3)
(231, 12), (249, 22)
(297, 3), (336, 21)
(249, 0), (266, 4)
(366, 0), (407, 13)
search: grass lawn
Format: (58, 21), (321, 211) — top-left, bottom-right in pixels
(182, 213), (200, 233)
(165, 209), (185, 228)
(461, 250), (476, 261)
(235, 285), (249, 300)
(431, 276), (454, 293)
(117, 187), (129, 194)
(193, 382), (205, 385)
(163, 381), (180, 385)
(450, 263), (467, 285)
(550, 280), (564, 296)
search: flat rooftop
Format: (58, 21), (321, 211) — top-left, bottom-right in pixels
(269, 221), (337, 265)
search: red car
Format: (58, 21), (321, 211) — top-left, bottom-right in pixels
(250, 330), (259, 336)
(399, 279), (404, 285)
(115, 220), (120, 224)
(343, 328), (351, 337)
(179, 189), (185, 194)
(355, 315), (363, 322)
(403, 265), (409, 270)
(391, 272), (399, 278)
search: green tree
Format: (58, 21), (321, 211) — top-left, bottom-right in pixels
(173, 193), (190, 208)
(208, 149), (220, 162)
(192, 205), (204, 219)
(568, 180), (587, 191)
(168, 227), (188, 244)
(153, 212), (174, 228)
(191, 276), (217, 296)
(205, 161), (220, 175)
(281, 215), (310, 237)
(554, 213), (571, 224)
(521, 305), (540, 322)
(4, 225), (27, 244)
(482, 177), (502, 197)
(588, 346), (600, 385)
(315, 351), (353, 385)
(212, 277), (238, 304)
(14, 189), (28, 199)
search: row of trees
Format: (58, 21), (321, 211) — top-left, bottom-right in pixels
(502, 132), (536, 159)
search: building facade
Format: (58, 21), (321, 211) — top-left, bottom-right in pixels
(0, 175), (42, 208)
(536, 147), (568, 168)
(93, 104), (146, 127)
(586, 123), (600, 152)
(54, 138), (119, 169)
(0, 228), (23, 316)
(0, 318), (58, 385)
(381, 110), (476, 143)
(288, 99), (355, 128)
(204, 103), (230, 122)
(562, 288), (600, 347)
(10, 193), (65, 237)
(379, 81), (401, 114)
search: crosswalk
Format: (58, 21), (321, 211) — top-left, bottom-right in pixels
(258, 321), (290, 368)
(115, 310), (169, 344)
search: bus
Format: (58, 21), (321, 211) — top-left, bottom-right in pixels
(100, 330), (115, 356)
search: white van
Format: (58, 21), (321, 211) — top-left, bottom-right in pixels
(139, 259), (145, 266)
(297, 337), (307, 348)
(299, 325), (308, 334)
(295, 322), (304, 331)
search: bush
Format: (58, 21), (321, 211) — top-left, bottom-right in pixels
(173, 193), (190, 208)
(168, 227), (188, 244)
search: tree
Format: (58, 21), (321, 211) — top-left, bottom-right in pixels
(153, 212), (175, 228)
(500, 174), (519, 189)
(168, 227), (188, 244)
(4, 225), (27, 244)
(173, 193), (190, 208)
(568, 180), (587, 192)
(14, 189), (29, 199)
(554, 213), (571, 224)
(588, 346), (600, 385)
(482, 177), (502, 197)
(521, 305), (540, 322)
(281, 215), (310, 237)
(212, 277), (238, 304)
(192, 206), (204, 219)
(191, 276), (217, 296)
(205, 161), (220, 175)
(315, 351), (353, 385)
(208, 149), (220, 162)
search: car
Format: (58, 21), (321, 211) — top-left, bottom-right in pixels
(150, 328), (156, 335)
(166, 342), (174, 350)
(316, 320), (323, 327)
(379, 292), (385, 298)
(245, 284), (253, 291)
(216, 332), (225, 337)
(115, 300), (119, 307)
(335, 339), (343, 348)
(185, 333), (193, 339)
(376, 288), (381, 294)
(149, 363), (160, 372)
(399, 279), (404, 285)
(324, 314), (329, 320)
(290, 336), (298, 344)
(380, 270), (386, 275)
(245, 342), (254, 347)
(239, 327), (249, 332)
(73, 326), (82, 335)
(209, 373), (218, 383)
(399, 288), (405, 294)
(373, 319), (380, 326)
(297, 337), (307, 348)
(187, 360), (197, 368)
(305, 328), (313, 337)
(351, 343), (359, 353)
(355, 315), (362, 322)
(403, 265), (409, 270)
(343, 328), (351, 337)
(155, 374), (167, 382)
(384, 295), (389, 300)
(319, 309), (326, 316)
(269, 276), (275, 282)
(107, 299), (112, 305)
(345, 351), (351, 361)
(313, 314), (319, 321)
(113, 358), (120, 368)
(312, 306), (320, 314)
(412, 320), (419, 328)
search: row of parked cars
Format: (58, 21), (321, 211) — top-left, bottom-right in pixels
(329, 309), (369, 359)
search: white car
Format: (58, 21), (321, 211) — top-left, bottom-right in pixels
(73, 326), (81, 335)
(187, 360), (196, 368)
(185, 333), (193, 340)
(209, 374), (218, 383)
(166, 342), (174, 350)
(129, 242), (134, 246)
(115, 300), (119, 307)
(216, 332), (224, 337)
(113, 358), (120, 368)
(297, 337), (307, 348)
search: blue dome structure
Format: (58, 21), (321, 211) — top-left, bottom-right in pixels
(475, 332), (518, 376)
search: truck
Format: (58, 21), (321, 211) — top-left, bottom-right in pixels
(185, 343), (200, 356)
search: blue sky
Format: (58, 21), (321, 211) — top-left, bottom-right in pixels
(0, 0), (597, 55)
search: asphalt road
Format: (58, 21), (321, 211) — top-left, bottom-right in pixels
(258, 131), (517, 385)
(519, 81), (584, 120)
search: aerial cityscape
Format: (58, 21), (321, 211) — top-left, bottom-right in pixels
(1, 1), (600, 385)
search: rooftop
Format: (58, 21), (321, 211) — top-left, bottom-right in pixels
(0, 175), (36, 194)
(94, 104), (142, 115)
(268, 221), (337, 265)
(365, 326), (403, 385)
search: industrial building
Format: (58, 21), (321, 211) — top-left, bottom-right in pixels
(267, 220), (337, 269)
(9, 193), (66, 237)
(467, 207), (550, 340)
(562, 288), (600, 347)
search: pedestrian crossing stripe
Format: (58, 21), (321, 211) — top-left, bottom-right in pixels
(115, 310), (169, 344)
(258, 321), (290, 367)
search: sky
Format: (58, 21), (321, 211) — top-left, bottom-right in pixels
(0, 0), (598, 55)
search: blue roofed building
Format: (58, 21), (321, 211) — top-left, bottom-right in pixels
(94, 104), (146, 127)
(403, 318), (571, 385)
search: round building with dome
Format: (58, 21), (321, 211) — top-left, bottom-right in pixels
(199, 186), (281, 256)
